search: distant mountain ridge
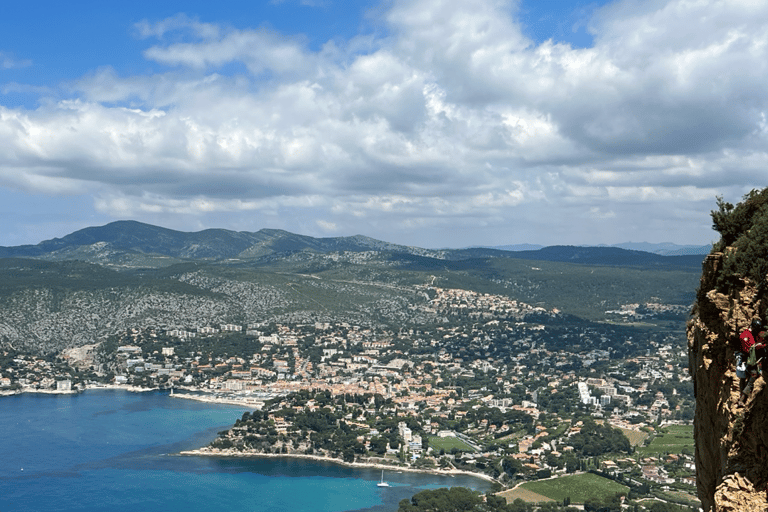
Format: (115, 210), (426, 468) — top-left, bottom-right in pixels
(0, 221), (437, 261)
(608, 241), (712, 256)
(493, 241), (711, 256)
(0, 220), (706, 270)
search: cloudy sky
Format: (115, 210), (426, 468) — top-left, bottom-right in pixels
(0, 0), (765, 248)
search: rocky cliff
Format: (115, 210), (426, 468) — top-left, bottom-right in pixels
(688, 189), (768, 511)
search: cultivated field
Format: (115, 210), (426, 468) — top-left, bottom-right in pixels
(618, 427), (649, 447)
(497, 487), (554, 504)
(519, 473), (629, 504)
(636, 424), (694, 455)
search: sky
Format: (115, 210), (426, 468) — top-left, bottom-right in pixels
(0, 0), (766, 249)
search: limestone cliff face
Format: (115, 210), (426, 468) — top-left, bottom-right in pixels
(688, 252), (768, 512)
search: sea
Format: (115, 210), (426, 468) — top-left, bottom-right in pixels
(0, 389), (490, 512)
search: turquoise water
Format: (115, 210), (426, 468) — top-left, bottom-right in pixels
(0, 390), (489, 512)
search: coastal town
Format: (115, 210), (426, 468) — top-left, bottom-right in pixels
(0, 285), (697, 509)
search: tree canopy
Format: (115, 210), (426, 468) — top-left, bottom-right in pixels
(568, 418), (631, 457)
(711, 188), (768, 291)
(397, 487), (484, 512)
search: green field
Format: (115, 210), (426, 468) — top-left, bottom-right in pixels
(428, 435), (477, 453)
(520, 473), (629, 504)
(654, 489), (701, 507)
(636, 425), (694, 455)
(497, 487), (553, 504)
(618, 427), (649, 447)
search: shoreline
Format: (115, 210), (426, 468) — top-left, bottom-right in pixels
(0, 384), (269, 405)
(3, 385), (497, 487)
(0, 383), (160, 397)
(178, 447), (497, 484)
(88, 383), (160, 393)
(0, 383), (273, 406)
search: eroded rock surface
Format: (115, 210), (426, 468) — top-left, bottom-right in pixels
(689, 252), (768, 512)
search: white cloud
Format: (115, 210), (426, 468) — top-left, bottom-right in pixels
(141, 21), (315, 77)
(316, 219), (337, 232)
(1, 0), (767, 245)
(134, 14), (221, 41)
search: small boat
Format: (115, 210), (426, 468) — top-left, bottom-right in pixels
(377, 470), (390, 487)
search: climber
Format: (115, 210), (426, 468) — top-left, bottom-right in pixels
(738, 318), (767, 405)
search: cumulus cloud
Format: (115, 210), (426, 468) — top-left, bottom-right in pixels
(0, 0), (766, 246)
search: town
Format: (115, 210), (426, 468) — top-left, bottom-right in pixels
(0, 285), (697, 510)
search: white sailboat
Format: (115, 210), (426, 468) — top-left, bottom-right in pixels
(377, 470), (390, 487)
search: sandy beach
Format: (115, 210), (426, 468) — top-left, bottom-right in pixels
(178, 447), (497, 483)
(169, 391), (265, 407)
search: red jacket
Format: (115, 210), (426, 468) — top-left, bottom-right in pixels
(740, 329), (766, 353)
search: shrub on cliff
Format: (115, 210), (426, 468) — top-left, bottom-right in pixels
(711, 187), (768, 290)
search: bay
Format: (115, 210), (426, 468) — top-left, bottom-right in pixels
(0, 390), (490, 512)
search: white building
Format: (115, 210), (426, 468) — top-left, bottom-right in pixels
(578, 382), (591, 404)
(398, 422), (413, 444)
(225, 380), (245, 391)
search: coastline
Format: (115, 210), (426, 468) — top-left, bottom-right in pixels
(3, 385), (495, 485)
(0, 383), (159, 397)
(178, 447), (497, 484)
(0, 383), (268, 403)
(0, 387), (81, 396)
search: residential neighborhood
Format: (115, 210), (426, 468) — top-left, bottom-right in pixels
(0, 285), (697, 509)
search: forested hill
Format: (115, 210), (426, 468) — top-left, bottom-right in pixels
(0, 221), (701, 354)
(0, 220), (705, 271)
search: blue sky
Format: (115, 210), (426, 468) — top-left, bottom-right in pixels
(0, 0), (604, 104)
(0, 0), (764, 248)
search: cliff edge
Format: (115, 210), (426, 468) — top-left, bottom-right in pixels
(688, 189), (768, 512)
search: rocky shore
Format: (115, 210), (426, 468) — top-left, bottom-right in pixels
(1, 387), (79, 396)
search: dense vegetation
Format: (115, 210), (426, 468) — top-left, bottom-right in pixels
(394, 486), (658, 512)
(567, 418), (631, 457)
(397, 487), (489, 512)
(0, 249), (696, 354)
(711, 187), (768, 294)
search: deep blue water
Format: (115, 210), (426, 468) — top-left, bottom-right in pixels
(0, 390), (489, 512)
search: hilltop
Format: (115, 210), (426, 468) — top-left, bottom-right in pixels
(0, 220), (705, 270)
(0, 221), (702, 354)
